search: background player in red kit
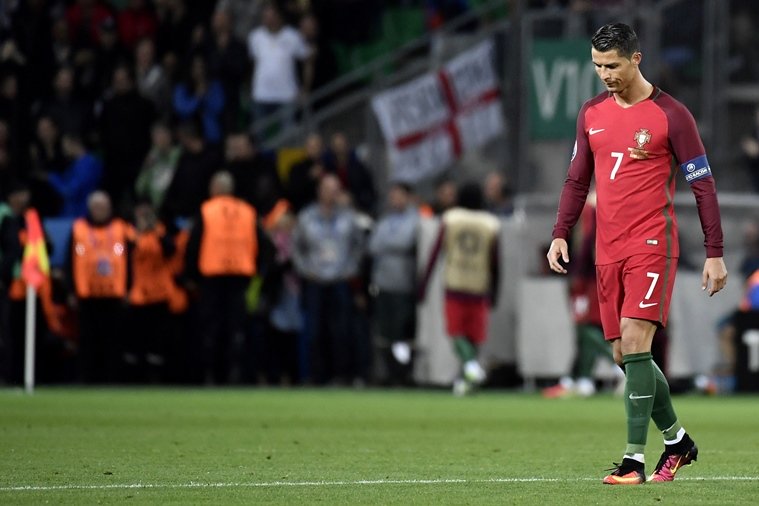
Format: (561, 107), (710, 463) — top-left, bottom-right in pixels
(546, 23), (728, 485)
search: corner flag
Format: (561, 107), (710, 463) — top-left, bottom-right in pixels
(21, 209), (50, 289)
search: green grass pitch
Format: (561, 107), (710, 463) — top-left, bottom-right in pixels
(1, 388), (757, 504)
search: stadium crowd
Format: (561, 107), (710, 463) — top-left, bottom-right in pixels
(0, 0), (517, 387)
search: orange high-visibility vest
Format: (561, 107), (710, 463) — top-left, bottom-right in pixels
(198, 196), (257, 277)
(167, 229), (189, 314)
(129, 224), (173, 306)
(72, 218), (130, 299)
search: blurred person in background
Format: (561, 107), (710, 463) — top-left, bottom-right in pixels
(368, 182), (419, 385)
(293, 174), (364, 384)
(216, 0), (266, 41)
(483, 171), (514, 217)
(184, 171), (272, 384)
(125, 200), (174, 383)
(542, 191), (621, 398)
(75, 16), (129, 101)
(173, 53), (226, 146)
(161, 121), (223, 223)
(65, 0), (114, 50)
(35, 132), (102, 218)
(98, 64), (155, 210)
(205, 8), (249, 133)
(324, 132), (376, 216)
(134, 37), (172, 120)
(28, 115), (66, 217)
(298, 12), (337, 108)
(419, 182), (500, 396)
(66, 191), (131, 383)
(740, 107), (759, 193)
(260, 202), (301, 385)
(431, 177), (457, 216)
(117, 0), (157, 51)
(224, 132), (283, 215)
(32, 65), (93, 137)
(287, 132), (325, 212)
(0, 73), (31, 174)
(135, 122), (181, 211)
(247, 3), (313, 133)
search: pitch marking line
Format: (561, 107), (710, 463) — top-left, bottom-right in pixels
(1, 476), (757, 492)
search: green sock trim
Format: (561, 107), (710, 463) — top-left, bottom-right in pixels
(625, 444), (646, 456)
(452, 337), (477, 363)
(622, 352), (653, 365)
(624, 352), (655, 447)
(651, 361), (679, 433)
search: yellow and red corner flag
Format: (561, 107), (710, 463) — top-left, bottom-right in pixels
(21, 209), (50, 290)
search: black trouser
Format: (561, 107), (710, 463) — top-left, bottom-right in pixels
(78, 298), (125, 384)
(198, 276), (249, 384)
(125, 302), (170, 383)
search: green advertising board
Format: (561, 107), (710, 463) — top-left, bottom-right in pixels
(530, 39), (606, 139)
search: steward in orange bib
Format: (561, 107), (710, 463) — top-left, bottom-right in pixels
(124, 201), (177, 382)
(65, 191), (132, 383)
(184, 171), (272, 384)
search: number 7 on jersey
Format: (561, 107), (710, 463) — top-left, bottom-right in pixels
(610, 152), (624, 180)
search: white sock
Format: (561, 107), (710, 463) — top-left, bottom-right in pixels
(664, 427), (686, 445)
(625, 453), (645, 464)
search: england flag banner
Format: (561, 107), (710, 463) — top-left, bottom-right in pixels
(372, 40), (504, 182)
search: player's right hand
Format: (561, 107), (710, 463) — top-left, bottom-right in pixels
(547, 238), (570, 274)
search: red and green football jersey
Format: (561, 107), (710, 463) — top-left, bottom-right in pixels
(553, 88), (723, 264)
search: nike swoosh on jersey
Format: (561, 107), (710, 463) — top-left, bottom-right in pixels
(629, 393), (653, 400)
(638, 301), (658, 309)
(589, 128), (605, 135)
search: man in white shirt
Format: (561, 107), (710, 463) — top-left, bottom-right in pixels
(247, 4), (314, 134)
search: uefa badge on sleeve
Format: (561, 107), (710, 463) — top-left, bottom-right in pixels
(628, 128), (651, 160)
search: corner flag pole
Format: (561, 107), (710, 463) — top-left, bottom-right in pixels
(24, 284), (36, 394)
(21, 208), (49, 395)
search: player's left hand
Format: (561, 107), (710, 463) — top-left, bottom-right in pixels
(702, 257), (728, 296)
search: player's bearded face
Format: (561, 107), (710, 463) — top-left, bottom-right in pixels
(591, 48), (640, 93)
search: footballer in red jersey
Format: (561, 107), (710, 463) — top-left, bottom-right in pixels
(547, 23), (727, 486)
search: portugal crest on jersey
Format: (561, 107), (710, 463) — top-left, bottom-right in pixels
(629, 128), (651, 160)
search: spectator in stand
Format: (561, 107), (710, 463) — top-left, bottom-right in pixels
(0, 73), (31, 173)
(216, 0), (266, 41)
(98, 64), (156, 209)
(287, 132), (325, 212)
(205, 9), (249, 133)
(224, 132), (282, 215)
(65, 0), (114, 50)
(50, 17), (75, 69)
(324, 132), (376, 216)
(9, 0), (56, 101)
(247, 3), (314, 133)
(184, 171), (272, 384)
(431, 177), (458, 215)
(740, 107), (759, 193)
(134, 37), (172, 120)
(154, 0), (194, 65)
(117, 0), (157, 51)
(173, 54), (226, 146)
(161, 121), (223, 222)
(35, 132), (102, 218)
(135, 122), (182, 211)
(66, 191), (131, 383)
(483, 171), (514, 217)
(81, 16), (130, 100)
(293, 174), (364, 384)
(368, 182), (420, 385)
(298, 13), (337, 108)
(29, 116), (66, 217)
(32, 66), (93, 137)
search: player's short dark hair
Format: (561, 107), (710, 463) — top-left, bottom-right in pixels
(458, 182), (484, 211)
(591, 23), (639, 59)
